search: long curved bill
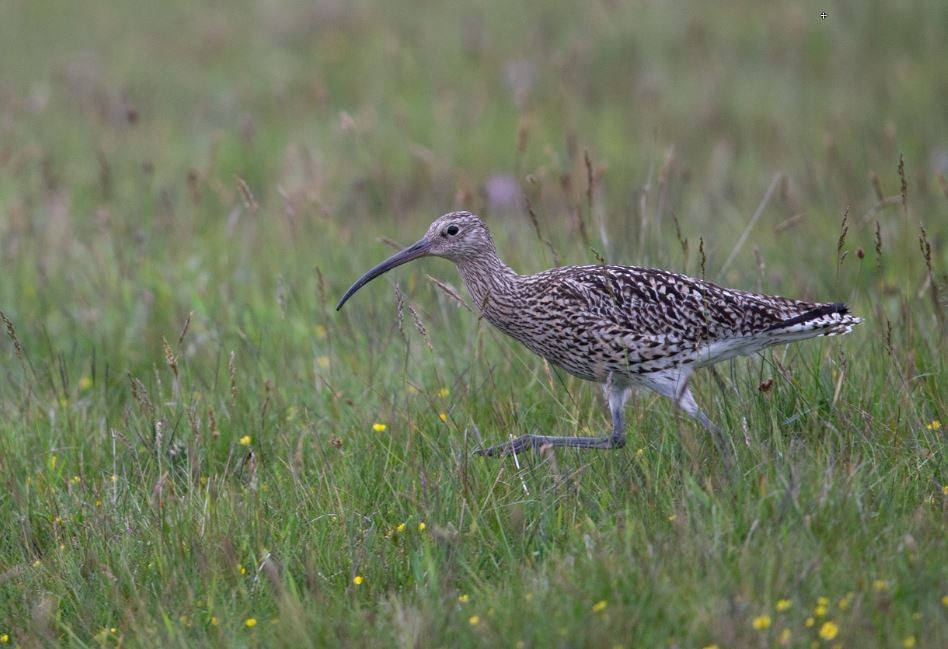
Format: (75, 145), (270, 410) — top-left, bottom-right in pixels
(336, 239), (432, 310)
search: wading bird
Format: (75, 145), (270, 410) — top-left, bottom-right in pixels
(336, 212), (861, 457)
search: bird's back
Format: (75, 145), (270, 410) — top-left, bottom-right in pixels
(482, 264), (860, 382)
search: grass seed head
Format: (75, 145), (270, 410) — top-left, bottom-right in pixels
(236, 175), (259, 212)
(0, 311), (24, 358)
(869, 170), (885, 202)
(897, 153), (907, 214)
(229, 351), (237, 404)
(162, 337), (178, 379)
(836, 206), (850, 274)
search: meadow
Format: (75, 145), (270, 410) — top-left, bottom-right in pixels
(0, 1), (945, 646)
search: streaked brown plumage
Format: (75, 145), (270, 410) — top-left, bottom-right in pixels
(337, 211), (862, 457)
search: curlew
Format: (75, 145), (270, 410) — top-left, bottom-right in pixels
(336, 211), (861, 457)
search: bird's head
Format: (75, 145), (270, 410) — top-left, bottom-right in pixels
(422, 211), (494, 261)
(336, 211), (494, 310)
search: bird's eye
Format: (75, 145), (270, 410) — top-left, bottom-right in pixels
(446, 225), (459, 236)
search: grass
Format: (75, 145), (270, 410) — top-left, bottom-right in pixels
(1, 0), (946, 646)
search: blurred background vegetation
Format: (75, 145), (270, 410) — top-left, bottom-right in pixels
(0, 1), (945, 647)
(1, 1), (946, 354)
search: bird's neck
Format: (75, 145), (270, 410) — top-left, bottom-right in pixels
(454, 248), (520, 317)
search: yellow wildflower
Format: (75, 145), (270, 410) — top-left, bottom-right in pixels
(78, 375), (93, 391)
(239, 435), (252, 446)
(418, 522), (426, 531)
(816, 596), (829, 606)
(927, 419), (941, 430)
(317, 355), (330, 369)
(814, 604), (827, 617)
(245, 618), (257, 628)
(32, 559), (41, 568)
(438, 387), (450, 398)
(0, 634), (8, 644)
(872, 579), (888, 591)
(71, 475), (81, 484)
(635, 448), (645, 458)
(942, 594), (948, 606)
(592, 600), (608, 613)
(439, 412), (448, 422)
(372, 423), (387, 432)
(903, 635), (916, 648)
(752, 615), (771, 630)
(111, 474), (118, 482)
(468, 615), (480, 626)
(818, 621), (838, 641)
(838, 592), (854, 610)
(776, 598), (792, 612)
(702, 645), (719, 649)
(352, 575), (364, 585)
(458, 594), (470, 603)
(779, 628), (792, 645)
(238, 564), (247, 575)
(805, 617), (815, 627)
(396, 523), (406, 533)
(210, 616), (219, 626)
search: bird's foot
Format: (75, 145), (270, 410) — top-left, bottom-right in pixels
(475, 433), (624, 457)
(475, 434), (545, 458)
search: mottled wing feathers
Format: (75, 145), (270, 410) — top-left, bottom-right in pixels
(476, 262), (859, 382)
(541, 265), (819, 343)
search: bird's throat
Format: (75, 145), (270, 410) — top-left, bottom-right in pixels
(454, 252), (519, 319)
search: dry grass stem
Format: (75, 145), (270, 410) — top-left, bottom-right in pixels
(721, 173), (781, 275)
(236, 175), (259, 212)
(426, 275), (472, 311)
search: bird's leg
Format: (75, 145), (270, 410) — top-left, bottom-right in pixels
(670, 374), (734, 469)
(475, 386), (631, 458)
(673, 382), (720, 434)
(640, 369), (733, 467)
(641, 369), (720, 431)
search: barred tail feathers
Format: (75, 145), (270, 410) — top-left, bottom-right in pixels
(764, 302), (862, 341)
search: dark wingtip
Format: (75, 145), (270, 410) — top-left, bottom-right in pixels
(829, 302), (849, 315)
(766, 302), (850, 331)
